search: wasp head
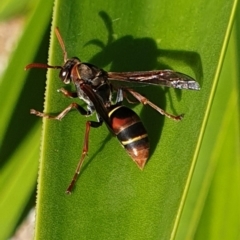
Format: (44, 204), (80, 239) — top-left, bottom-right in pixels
(59, 57), (81, 84)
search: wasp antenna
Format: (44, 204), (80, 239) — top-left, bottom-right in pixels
(25, 63), (62, 70)
(55, 27), (68, 62)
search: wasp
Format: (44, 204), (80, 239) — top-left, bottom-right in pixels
(25, 28), (200, 194)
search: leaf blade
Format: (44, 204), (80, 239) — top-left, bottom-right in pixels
(35, 0), (237, 239)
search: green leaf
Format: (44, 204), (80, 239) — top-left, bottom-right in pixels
(0, 0), (31, 20)
(0, 0), (53, 239)
(0, 124), (40, 240)
(34, 0), (237, 239)
(175, 3), (240, 239)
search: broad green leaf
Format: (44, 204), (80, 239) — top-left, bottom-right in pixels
(34, 0), (237, 239)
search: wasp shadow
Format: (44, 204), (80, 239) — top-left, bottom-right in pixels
(83, 11), (202, 158)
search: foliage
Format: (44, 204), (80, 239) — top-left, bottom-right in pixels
(0, 0), (239, 239)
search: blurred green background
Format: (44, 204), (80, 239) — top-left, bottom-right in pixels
(0, 0), (239, 239)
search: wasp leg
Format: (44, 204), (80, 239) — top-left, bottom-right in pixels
(121, 89), (139, 104)
(66, 120), (103, 194)
(30, 102), (91, 120)
(126, 89), (183, 121)
(57, 87), (78, 98)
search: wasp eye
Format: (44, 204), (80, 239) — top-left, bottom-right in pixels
(62, 70), (67, 77)
(60, 69), (67, 78)
(59, 69), (70, 84)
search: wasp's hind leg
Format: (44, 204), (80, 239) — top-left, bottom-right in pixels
(65, 120), (103, 194)
(126, 89), (183, 121)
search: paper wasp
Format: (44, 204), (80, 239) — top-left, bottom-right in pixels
(25, 28), (200, 194)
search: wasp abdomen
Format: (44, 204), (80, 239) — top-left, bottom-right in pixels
(109, 106), (149, 169)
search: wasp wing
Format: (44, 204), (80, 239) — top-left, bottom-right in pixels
(107, 70), (200, 90)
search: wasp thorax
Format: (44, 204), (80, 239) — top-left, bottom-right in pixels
(79, 63), (108, 89)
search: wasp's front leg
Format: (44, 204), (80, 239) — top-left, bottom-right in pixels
(30, 103), (91, 121)
(58, 87), (78, 98)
